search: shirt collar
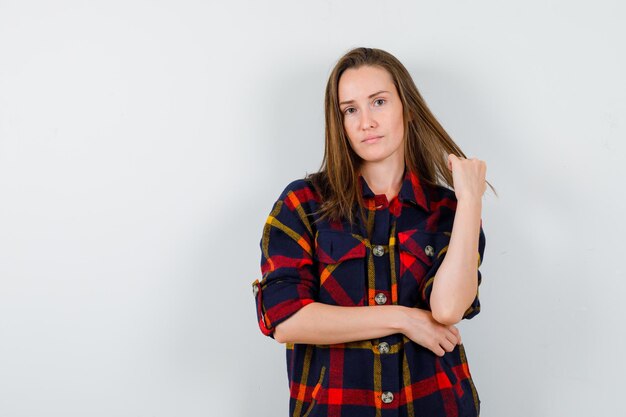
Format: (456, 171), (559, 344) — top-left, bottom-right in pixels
(358, 167), (431, 212)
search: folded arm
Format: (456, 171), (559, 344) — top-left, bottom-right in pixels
(274, 302), (462, 357)
(429, 197), (483, 325)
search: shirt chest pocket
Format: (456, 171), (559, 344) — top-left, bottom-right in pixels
(397, 229), (451, 305)
(314, 230), (367, 306)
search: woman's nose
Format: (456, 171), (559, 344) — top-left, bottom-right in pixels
(360, 108), (376, 129)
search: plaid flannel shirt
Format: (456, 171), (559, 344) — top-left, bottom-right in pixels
(252, 167), (486, 417)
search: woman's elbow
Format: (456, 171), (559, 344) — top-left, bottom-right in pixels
(431, 307), (463, 326)
(272, 303), (316, 344)
(273, 322), (290, 344)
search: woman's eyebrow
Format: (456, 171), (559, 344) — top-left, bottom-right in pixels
(339, 90), (390, 106)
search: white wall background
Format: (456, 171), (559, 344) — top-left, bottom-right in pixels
(1, 1), (624, 416)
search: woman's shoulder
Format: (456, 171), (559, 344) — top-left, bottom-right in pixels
(268, 177), (323, 235)
(428, 183), (457, 203)
(423, 183), (459, 230)
(275, 176), (322, 206)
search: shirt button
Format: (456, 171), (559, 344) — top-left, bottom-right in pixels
(374, 292), (387, 305)
(378, 342), (390, 354)
(372, 245), (385, 257)
(381, 391), (394, 404)
(425, 245), (435, 257)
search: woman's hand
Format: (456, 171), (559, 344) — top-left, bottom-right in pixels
(400, 307), (462, 357)
(447, 154), (487, 202)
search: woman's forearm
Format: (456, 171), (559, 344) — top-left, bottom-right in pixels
(430, 197), (482, 325)
(273, 302), (407, 345)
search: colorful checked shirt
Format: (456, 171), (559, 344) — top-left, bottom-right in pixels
(252, 167), (486, 417)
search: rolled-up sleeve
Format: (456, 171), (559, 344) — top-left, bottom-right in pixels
(251, 185), (318, 339)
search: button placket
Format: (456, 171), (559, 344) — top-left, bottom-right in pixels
(366, 200), (395, 408)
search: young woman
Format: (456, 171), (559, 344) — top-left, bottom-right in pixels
(252, 47), (495, 417)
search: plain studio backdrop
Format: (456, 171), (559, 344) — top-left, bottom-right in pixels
(1, 1), (624, 416)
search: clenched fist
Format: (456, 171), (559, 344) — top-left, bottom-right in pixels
(447, 154), (487, 201)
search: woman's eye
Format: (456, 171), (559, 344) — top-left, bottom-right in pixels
(374, 98), (385, 106)
(344, 107), (355, 115)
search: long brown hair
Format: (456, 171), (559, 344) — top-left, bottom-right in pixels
(306, 47), (497, 225)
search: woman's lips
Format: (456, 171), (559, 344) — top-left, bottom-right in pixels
(363, 135), (383, 144)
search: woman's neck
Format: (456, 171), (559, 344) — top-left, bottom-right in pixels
(359, 160), (405, 201)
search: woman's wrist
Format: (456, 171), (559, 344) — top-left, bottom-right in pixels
(387, 305), (411, 334)
(457, 196), (482, 209)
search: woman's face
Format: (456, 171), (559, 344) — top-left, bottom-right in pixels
(338, 65), (405, 165)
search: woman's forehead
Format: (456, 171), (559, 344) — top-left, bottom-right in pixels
(338, 66), (395, 102)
